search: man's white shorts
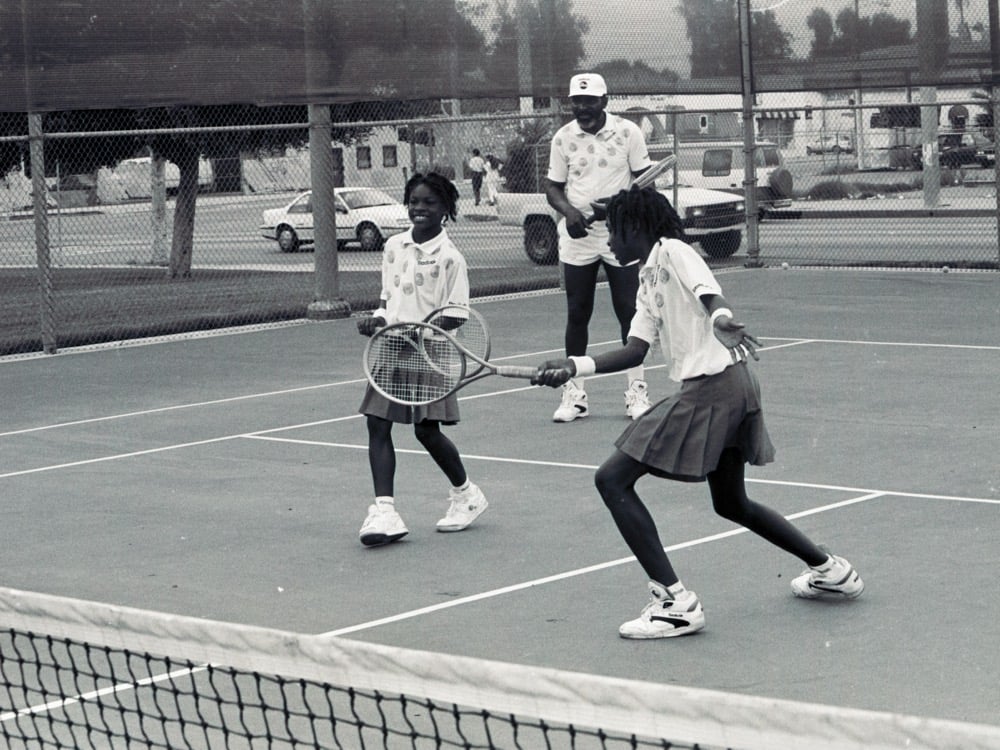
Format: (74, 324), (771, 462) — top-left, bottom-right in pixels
(557, 219), (622, 267)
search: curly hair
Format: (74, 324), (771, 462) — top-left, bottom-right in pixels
(403, 172), (460, 222)
(605, 185), (686, 242)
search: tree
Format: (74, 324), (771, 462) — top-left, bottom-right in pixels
(807, 6), (912, 60)
(679, 0), (793, 79)
(806, 9), (837, 59)
(678, 0), (739, 78)
(752, 10), (794, 62)
(484, 0), (589, 96)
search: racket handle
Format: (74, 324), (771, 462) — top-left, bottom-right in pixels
(495, 365), (539, 379)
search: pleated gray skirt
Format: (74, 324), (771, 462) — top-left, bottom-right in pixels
(614, 362), (775, 482)
(359, 385), (460, 425)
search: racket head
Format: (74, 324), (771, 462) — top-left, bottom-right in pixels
(633, 153), (677, 189)
(362, 321), (466, 406)
(423, 305), (491, 376)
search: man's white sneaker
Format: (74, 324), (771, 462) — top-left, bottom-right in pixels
(436, 483), (488, 532)
(618, 582), (706, 639)
(552, 383), (589, 422)
(624, 379), (652, 420)
(791, 552), (864, 599)
(359, 504), (408, 547)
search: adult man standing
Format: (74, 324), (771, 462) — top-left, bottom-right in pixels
(545, 73), (653, 423)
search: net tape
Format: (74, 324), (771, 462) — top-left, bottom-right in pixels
(1, 587), (998, 750)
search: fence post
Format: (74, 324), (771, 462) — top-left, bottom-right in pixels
(307, 103), (351, 320)
(28, 113), (57, 353)
(738, 0), (762, 268)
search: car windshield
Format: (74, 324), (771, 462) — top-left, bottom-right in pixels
(340, 188), (397, 209)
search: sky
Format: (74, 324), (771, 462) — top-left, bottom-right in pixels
(574, 0), (990, 77)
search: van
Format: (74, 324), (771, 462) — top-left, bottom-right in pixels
(648, 140), (793, 214)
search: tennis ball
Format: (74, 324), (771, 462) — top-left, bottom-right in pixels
(781, 262), (789, 270)
(942, 265), (950, 273)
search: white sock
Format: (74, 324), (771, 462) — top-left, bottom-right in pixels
(375, 496), (394, 508)
(626, 366), (644, 384)
(453, 480), (471, 494)
(665, 581), (687, 599)
(569, 376), (585, 391)
(813, 555), (835, 572)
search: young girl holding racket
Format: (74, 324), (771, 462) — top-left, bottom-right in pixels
(533, 185), (863, 638)
(355, 172), (487, 546)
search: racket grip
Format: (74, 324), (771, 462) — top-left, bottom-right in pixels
(496, 365), (540, 379)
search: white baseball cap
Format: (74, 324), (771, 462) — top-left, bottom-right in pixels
(568, 73), (607, 97)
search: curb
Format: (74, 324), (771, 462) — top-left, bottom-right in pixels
(769, 206), (995, 219)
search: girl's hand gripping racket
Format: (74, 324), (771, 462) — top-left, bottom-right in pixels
(363, 306), (535, 406)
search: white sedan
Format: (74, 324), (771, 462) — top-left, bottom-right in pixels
(805, 134), (853, 155)
(260, 187), (411, 252)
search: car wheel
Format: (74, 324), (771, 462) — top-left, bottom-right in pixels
(357, 223), (384, 252)
(700, 230), (742, 259)
(276, 225), (299, 253)
(524, 217), (559, 265)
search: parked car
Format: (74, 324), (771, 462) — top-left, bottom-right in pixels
(650, 140), (793, 215)
(806, 134), (853, 155)
(975, 139), (995, 168)
(260, 187), (411, 252)
(910, 132), (991, 169)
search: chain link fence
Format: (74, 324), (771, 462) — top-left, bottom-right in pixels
(2, 96), (998, 356)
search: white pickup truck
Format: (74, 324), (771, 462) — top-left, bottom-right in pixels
(496, 185), (747, 265)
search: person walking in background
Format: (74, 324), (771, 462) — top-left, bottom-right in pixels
(545, 73), (653, 423)
(532, 186), (864, 639)
(356, 172), (488, 546)
(468, 148), (486, 207)
(483, 154), (502, 206)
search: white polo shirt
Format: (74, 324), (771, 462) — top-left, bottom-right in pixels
(374, 228), (469, 325)
(547, 113), (652, 212)
(628, 238), (733, 382)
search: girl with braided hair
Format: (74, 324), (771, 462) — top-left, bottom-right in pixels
(355, 173), (488, 546)
(533, 185), (864, 639)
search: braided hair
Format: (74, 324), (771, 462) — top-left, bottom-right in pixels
(605, 184), (686, 242)
(404, 172), (460, 223)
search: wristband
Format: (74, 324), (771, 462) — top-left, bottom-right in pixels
(710, 307), (733, 324)
(568, 355), (597, 377)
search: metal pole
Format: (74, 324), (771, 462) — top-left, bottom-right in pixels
(989, 0), (1000, 265)
(306, 103), (350, 320)
(739, 0), (762, 267)
(28, 113), (56, 353)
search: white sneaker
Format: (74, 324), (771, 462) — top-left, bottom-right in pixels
(624, 379), (652, 420)
(619, 582), (706, 639)
(552, 383), (589, 422)
(791, 552), (864, 599)
(436, 483), (488, 532)
(359, 504), (408, 547)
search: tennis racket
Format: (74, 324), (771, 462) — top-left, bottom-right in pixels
(363, 310), (535, 406)
(587, 153), (677, 222)
(423, 304), (490, 379)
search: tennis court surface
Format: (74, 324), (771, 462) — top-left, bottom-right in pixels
(2, 268), (998, 749)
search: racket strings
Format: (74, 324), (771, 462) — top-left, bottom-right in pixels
(365, 323), (465, 405)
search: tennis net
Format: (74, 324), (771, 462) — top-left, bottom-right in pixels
(1, 586), (998, 750)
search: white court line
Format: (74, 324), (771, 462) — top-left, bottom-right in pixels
(4, 335), (994, 439)
(322, 492), (887, 637)
(245, 436), (1000, 505)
